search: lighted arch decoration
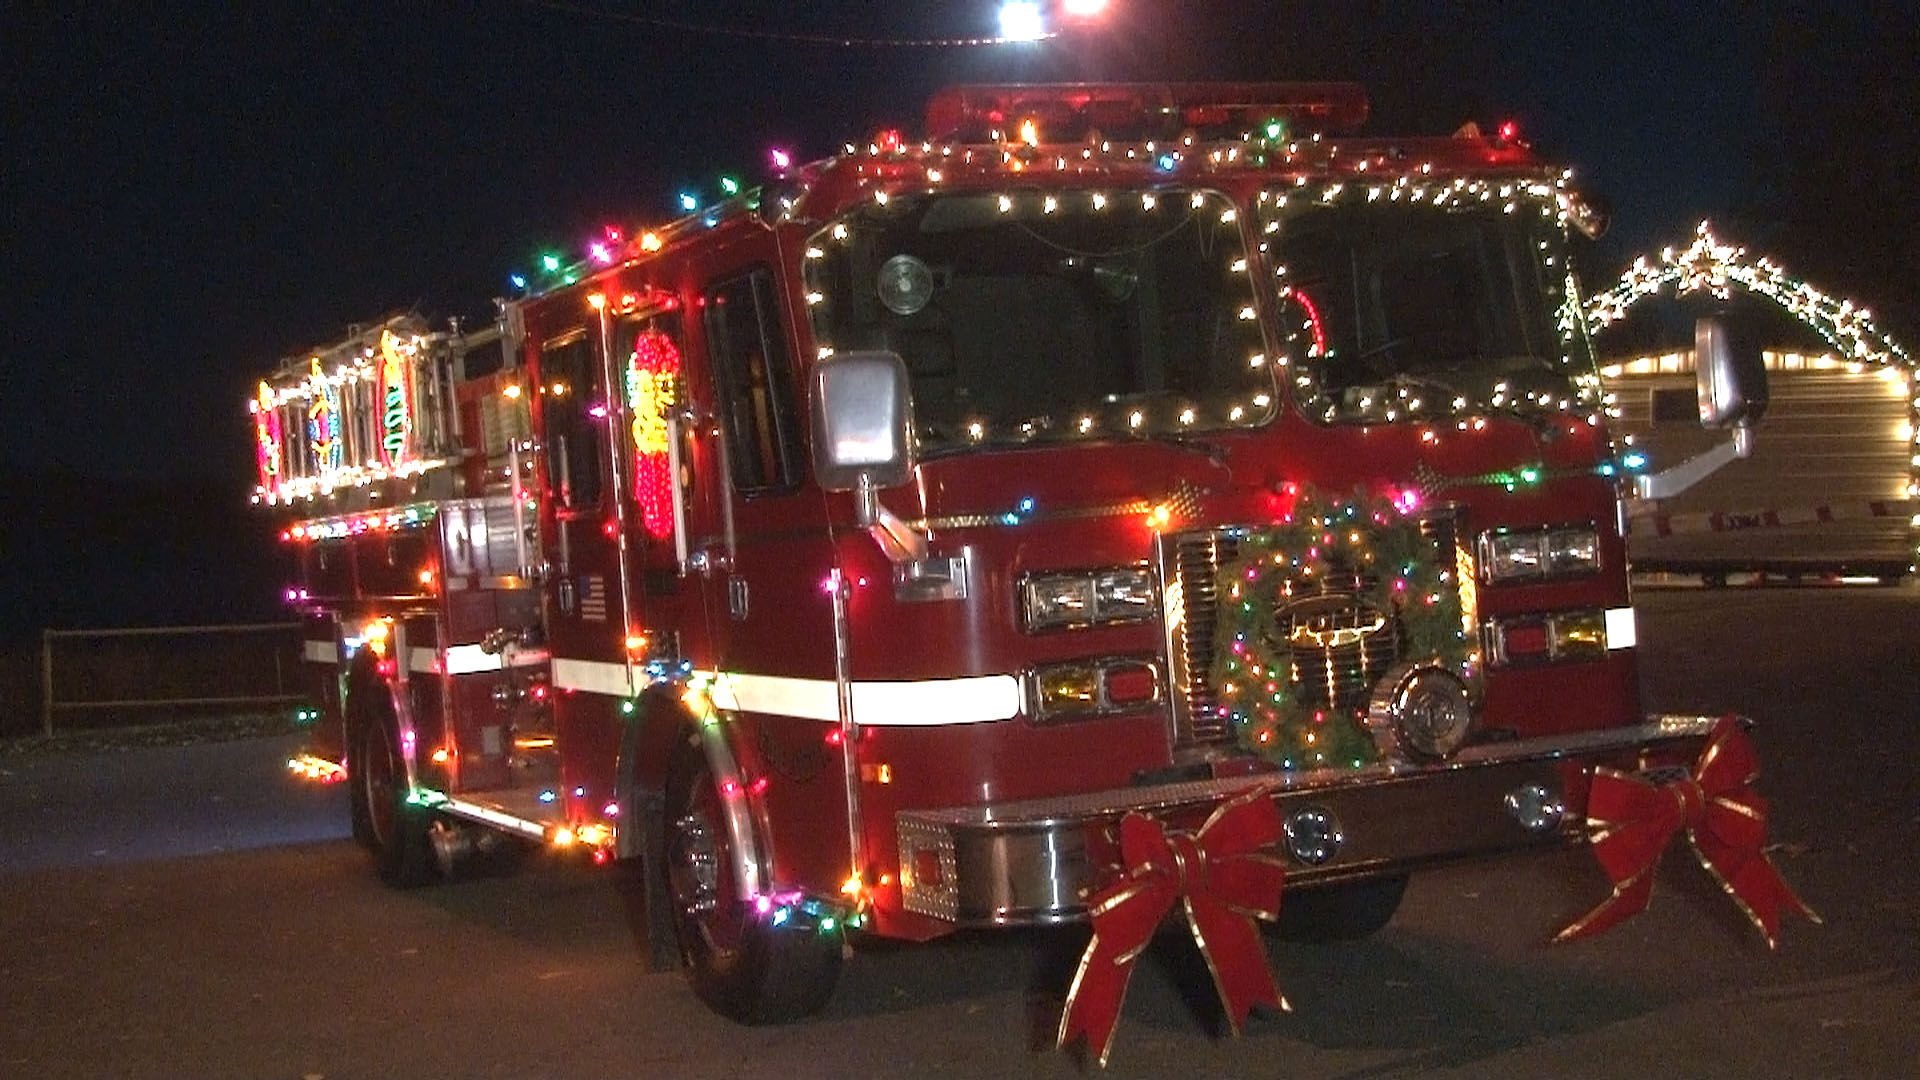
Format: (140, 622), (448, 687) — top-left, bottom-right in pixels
(1586, 220), (1912, 369)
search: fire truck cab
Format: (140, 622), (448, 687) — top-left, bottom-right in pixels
(261, 83), (1764, 1024)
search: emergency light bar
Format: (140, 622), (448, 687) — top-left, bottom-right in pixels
(923, 82), (1370, 143)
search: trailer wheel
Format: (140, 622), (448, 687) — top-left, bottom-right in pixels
(1270, 874), (1409, 942)
(663, 742), (841, 1024)
(353, 703), (438, 889)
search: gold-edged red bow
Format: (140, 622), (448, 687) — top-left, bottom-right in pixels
(1558, 715), (1818, 947)
(1058, 787), (1289, 1066)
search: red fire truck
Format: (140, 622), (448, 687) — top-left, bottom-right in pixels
(258, 83), (1767, 1024)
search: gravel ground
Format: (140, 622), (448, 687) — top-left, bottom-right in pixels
(0, 711), (306, 758)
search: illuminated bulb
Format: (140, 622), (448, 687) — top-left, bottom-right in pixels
(998, 1), (1044, 42)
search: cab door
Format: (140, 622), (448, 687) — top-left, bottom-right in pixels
(531, 317), (635, 820)
(692, 255), (852, 898)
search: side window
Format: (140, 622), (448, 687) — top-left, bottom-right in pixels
(704, 268), (801, 495)
(539, 330), (604, 511)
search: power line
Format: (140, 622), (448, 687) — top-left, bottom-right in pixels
(513, 0), (1060, 48)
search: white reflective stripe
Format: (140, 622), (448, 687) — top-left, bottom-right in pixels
(443, 645), (503, 676)
(1605, 607), (1637, 650)
(708, 671), (838, 721)
(708, 670), (1021, 726)
(304, 640), (340, 665)
(547, 659), (1021, 725)
(551, 657), (637, 698)
(851, 675), (1022, 726)
(402, 644), (553, 677)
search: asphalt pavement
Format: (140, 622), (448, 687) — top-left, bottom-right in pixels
(0, 585), (1914, 1079)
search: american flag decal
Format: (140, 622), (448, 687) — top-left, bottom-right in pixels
(579, 575), (608, 622)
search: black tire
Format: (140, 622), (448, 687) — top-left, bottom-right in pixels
(352, 700), (439, 889)
(1270, 874), (1409, 942)
(347, 726), (378, 851)
(663, 739), (842, 1024)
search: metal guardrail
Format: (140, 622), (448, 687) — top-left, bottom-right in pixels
(39, 622), (308, 737)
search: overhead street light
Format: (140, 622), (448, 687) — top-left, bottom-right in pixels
(998, 2), (1046, 41)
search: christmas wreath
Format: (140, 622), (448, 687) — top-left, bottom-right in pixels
(1210, 489), (1470, 768)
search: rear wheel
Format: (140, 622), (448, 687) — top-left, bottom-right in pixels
(353, 702), (438, 888)
(663, 740), (841, 1023)
(1271, 874), (1409, 942)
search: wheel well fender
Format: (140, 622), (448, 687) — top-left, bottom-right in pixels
(616, 683), (771, 971)
(615, 685), (765, 872)
(342, 650), (390, 745)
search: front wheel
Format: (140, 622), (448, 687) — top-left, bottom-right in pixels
(663, 741), (841, 1024)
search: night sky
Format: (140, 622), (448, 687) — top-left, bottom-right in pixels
(3, 2), (1914, 632)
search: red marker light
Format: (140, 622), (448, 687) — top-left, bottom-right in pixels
(1498, 120), (1520, 143)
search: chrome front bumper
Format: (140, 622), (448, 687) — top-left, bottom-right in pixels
(895, 715), (1717, 926)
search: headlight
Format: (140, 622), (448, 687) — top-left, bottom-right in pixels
(1020, 567), (1156, 631)
(1479, 524), (1601, 583)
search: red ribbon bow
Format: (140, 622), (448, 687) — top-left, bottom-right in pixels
(1557, 715), (1818, 947)
(1057, 787), (1289, 1066)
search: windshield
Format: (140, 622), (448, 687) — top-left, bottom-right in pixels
(1257, 180), (1603, 425)
(803, 188), (1274, 453)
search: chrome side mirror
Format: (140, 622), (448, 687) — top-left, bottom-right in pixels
(810, 350), (913, 492)
(810, 351), (926, 562)
(1695, 316), (1768, 429)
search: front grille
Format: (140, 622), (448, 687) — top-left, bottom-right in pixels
(1161, 510), (1465, 749)
(1281, 576), (1399, 709)
(1165, 531), (1238, 743)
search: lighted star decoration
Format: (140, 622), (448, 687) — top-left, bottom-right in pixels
(1587, 221), (1912, 370)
